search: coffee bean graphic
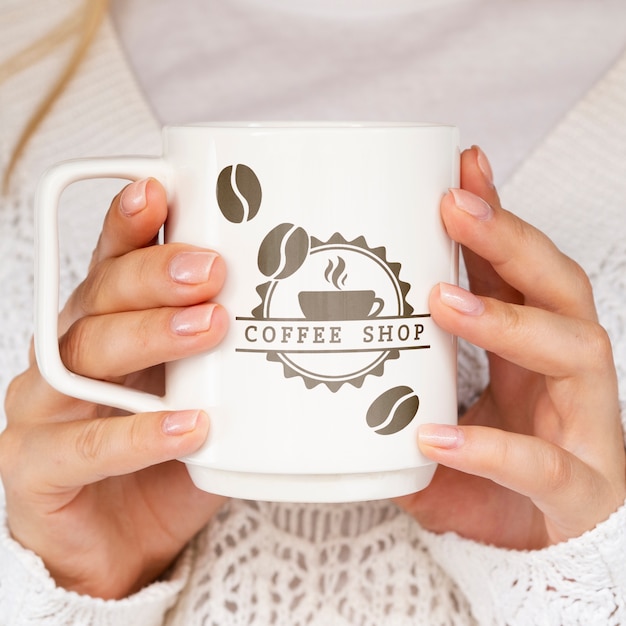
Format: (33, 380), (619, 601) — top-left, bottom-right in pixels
(216, 164), (262, 223)
(366, 386), (419, 435)
(258, 223), (310, 280)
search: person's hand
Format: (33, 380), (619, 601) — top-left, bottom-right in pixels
(396, 146), (626, 549)
(0, 179), (228, 599)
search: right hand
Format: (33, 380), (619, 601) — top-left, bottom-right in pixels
(0, 178), (229, 599)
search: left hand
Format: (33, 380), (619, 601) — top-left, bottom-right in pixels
(396, 146), (626, 549)
(0, 179), (228, 599)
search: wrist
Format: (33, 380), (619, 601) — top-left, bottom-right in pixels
(0, 504), (191, 624)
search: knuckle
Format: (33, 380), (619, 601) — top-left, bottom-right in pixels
(512, 213), (534, 248)
(134, 248), (155, 285)
(568, 259), (594, 300)
(88, 233), (104, 271)
(498, 212), (537, 266)
(541, 446), (573, 494)
(75, 260), (111, 316)
(121, 310), (154, 357)
(75, 419), (108, 465)
(0, 428), (18, 480)
(580, 322), (614, 373)
(561, 258), (596, 315)
(4, 371), (27, 419)
(492, 433), (514, 470)
(59, 318), (92, 374)
(127, 415), (149, 454)
(499, 302), (524, 337)
(0, 424), (32, 491)
(136, 315), (154, 351)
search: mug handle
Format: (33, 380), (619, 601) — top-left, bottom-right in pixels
(34, 156), (172, 414)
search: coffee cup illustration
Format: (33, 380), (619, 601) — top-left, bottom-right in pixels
(298, 290), (384, 320)
(297, 256), (384, 320)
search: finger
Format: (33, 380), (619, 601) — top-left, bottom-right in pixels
(460, 145), (499, 206)
(7, 410), (210, 492)
(60, 303), (229, 380)
(417, 423), (625, 541)
(91, 178), (168, 266)
(431, 283), (621, 442)
(70, 244), (226, 316)
(444, 188), (597, 320)
(455, 146), (523, 304)
(431, 283), (614, 382)
(59, 178), (169, 332)
(446, 148), (597, 321)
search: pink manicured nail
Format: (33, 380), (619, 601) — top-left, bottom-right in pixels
(419, 424), (464, 449)
(474, 145), (494, 186)
(162, 410), (200, 435)
(439, 283), (485, 316)
(169, 252), (218, 285)
(171, 304), (217, 335)
(120, 178), (149, 216)
(450, 188), (493, 221)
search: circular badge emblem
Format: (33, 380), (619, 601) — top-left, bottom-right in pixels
(246, 228), (416, 391)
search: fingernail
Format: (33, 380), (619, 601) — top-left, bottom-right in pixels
(162, 410), (200, 435)
(439, 283), (485, 316)
(473, 145), (494, 186)
(169, 252), (219, 285)
(171, 303), (217, 335)
(419, 424), (464, 449)
(120, 179), (149, 216)
(450, 188), (493, 221)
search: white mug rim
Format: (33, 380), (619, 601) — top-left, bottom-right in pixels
(164, 121), (456, 131)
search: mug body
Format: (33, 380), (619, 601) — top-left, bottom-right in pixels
(162, 123), (460, 501)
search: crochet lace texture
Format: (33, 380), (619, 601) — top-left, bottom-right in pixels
(168, 500), (474, 626)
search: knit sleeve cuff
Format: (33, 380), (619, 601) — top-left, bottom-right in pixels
(0, 503), (190, 626)
(421, 498), (626, 625)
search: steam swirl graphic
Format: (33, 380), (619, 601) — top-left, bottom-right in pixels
(324, 257), (348, 290)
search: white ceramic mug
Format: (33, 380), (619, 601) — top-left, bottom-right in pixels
(35, 123), (460, 502)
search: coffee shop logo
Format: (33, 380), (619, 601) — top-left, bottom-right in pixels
(216, 164), (431, 404)
(235, 225), (432, 392)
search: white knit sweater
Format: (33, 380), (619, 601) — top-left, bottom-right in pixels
(1, 3), (626, 625)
